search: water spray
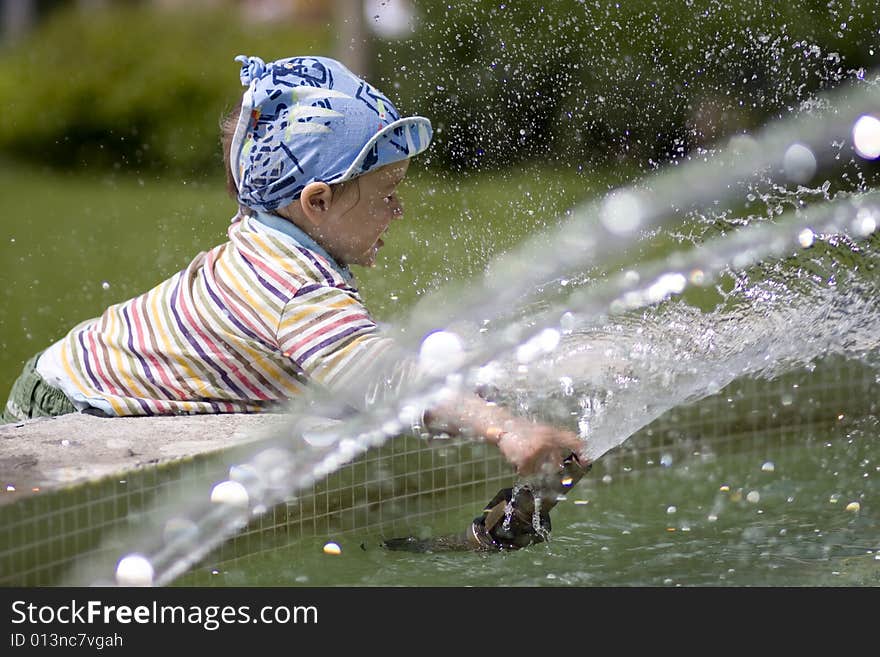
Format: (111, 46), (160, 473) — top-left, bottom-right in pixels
(59, 76), (880, 585)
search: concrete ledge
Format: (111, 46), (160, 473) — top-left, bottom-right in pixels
(0, 413), (291, 504)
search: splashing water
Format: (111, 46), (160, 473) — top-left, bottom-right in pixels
(476, 191), (880, 462)
(73, 77), (880, 586)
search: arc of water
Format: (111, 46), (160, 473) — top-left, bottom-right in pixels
(71, 78), (880, 586)
(130, 193), (880, 587)
(272, 191), (880, 485)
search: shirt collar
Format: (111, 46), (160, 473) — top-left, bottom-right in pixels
(249, 210), (354, 284)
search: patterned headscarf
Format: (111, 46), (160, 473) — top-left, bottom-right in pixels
(230, 55), (433, 212)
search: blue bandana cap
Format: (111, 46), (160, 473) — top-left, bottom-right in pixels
(230, 55), (433, 212)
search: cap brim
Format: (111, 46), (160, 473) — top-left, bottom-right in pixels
(332, 116), (433, 184)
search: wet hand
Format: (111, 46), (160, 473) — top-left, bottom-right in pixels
(424, 393), (589, 476)
(492, 421), (588, 476)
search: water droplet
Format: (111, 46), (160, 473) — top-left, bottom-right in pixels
(115, 554), (154, 586)
(418, 330), (465, 376)
(845, 501), (860, 513)
(761, 461), (775, 473)
(798, 228), (815, 248)
(746, 491), (760, 504)
(854, 207), (877, 237)
(101, 281), (110, 290)
(647, 273), (687, 303)
(210, 480), (249, 507)
(666, 505), (677, 514)
(852, 115), (880, 159)
(660, 453), (673, 467)
(600, 191), (643, 235)
(323, 541), (342, 555)
(782, 143), (817, 183)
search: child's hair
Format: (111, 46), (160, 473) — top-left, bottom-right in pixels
(220, 99), (243, 202)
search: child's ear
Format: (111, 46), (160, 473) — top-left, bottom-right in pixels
(299, 182), (333, 225)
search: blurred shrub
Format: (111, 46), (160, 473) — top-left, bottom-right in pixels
(375, 0), (880, 172)
(2, 1), (878, 177)
(0, 4), (331, 176)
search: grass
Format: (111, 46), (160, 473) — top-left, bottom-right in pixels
(0, 161), (625, 401)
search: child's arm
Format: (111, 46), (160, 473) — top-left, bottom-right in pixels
(277, 289), (584, 473)
(423, 394), (588, 476)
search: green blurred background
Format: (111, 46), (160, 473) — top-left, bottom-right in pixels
(1, 0), (878, 401)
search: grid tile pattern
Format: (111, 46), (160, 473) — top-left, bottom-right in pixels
(0, 355), (875, 586)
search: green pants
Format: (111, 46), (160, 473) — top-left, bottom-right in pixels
(1, 353), (76, 424)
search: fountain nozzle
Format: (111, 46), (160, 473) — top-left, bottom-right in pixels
(466, 453), (590, 550)
(384, 453), (590, 553)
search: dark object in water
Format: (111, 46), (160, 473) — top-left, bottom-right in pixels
(383, 453), (591, 553)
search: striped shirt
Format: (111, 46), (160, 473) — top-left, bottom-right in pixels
(36, 213), (396, 416)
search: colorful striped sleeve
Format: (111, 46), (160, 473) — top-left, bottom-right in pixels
(275, 283), (400, 405)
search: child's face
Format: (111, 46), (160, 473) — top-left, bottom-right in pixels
(317, 160), (410, 268)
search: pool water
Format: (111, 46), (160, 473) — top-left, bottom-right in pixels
(176, 372), (879, 587)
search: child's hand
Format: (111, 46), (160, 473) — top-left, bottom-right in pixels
(424, 393), (589, 476)
(493, 420), (588, 476)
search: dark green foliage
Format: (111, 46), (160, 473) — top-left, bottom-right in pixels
(1, 2), (879, 176)
(0, 4), (331, 176)
(373, 0), (880, 172)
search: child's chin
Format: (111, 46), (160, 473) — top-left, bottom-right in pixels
(362, 246), (381, 267)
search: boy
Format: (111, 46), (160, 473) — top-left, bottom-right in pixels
(3, 55), (586, 475)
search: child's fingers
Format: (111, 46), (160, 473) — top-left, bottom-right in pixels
(562, 433), (590, 466)
(496, 424), (589, 476)
(536, 427), (582, 458)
